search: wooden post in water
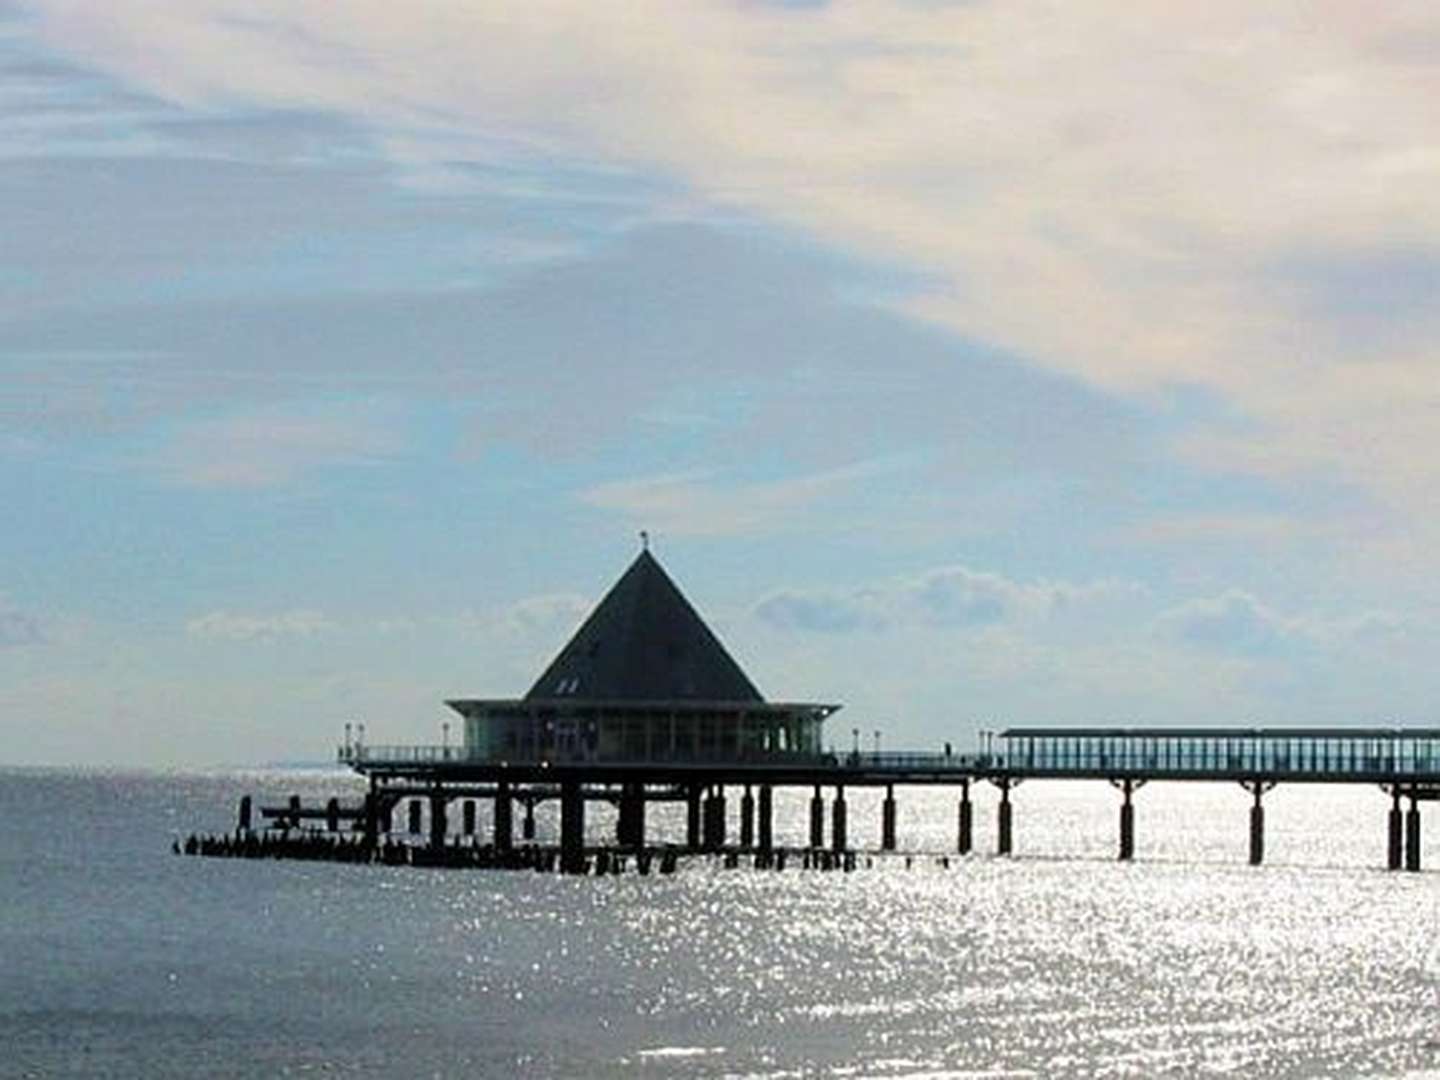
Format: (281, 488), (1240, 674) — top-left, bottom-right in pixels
(1111, 778), (1141, 862)
(1388, 788), (1403, 871)
(881, 784), (897, 852)
(686, 784), (702, 848)
(996, 781), (1013, 856)
(758, 785), (773, 852)
(831, 786), (848, 853)
(495, 784), (513, 851)
(462, 799), (476, 837)
(408, 798), (422, 836)
(1244, 782), (1267, 866)
(809, 785), (825, 849)
(560, 780), (585, 874)
(362, 791), (379, 850)
(429, 793), (448, 849)
(740, 785), (755, 848)
(1405, 792), (1422, 872)
(623, 783), (644, 849)
(616, 790), (632, 847)
(957, 780), (973, 855)
(703, 786), (727, 850)
(522, 797), (535, 841)
(237, 795), (252, 834)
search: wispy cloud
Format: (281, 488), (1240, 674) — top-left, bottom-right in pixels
(186, 608), (335, 641)
(580, 458), (911, 538)
(23, 1), (1440, 517)
(1154, 590), (1409, 655)
(754, 565), (1146, 634)
(137, 398), (406, 488)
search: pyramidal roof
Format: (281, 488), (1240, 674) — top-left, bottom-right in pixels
(525, 550), (764, 704)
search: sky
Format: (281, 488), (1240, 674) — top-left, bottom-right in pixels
(4, 1), (1440, 766)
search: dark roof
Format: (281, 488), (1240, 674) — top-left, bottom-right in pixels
(525, 550), (764, 704)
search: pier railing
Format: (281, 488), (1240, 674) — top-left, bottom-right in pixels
(342, 729), (1440, 784)
(339, 744), (996, 771)
(999, 728), (1440, 782)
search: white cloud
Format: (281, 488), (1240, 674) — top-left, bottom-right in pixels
(22, 1), (1440, 520)
(186, 608), (334, 641)
(580, 458), (909, 538)
(139, 398), (405, 488)
(1154, 589), (1410, 655)
(753, 565), (1144, 634)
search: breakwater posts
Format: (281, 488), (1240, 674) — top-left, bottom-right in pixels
(176, 831), (967, 876)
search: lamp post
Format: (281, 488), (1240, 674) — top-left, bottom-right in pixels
(873, 730), (881, 757)
(442, 721), (450, 759)
(852, 727), (860, 759)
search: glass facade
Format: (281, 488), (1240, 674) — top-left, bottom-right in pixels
(457, 702), (831, 764)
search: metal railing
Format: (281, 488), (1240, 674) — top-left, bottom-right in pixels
(340, 743), (998, 772)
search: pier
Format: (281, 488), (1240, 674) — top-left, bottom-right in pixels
(176, 726), (1440, 875)
(183, 549), (1440, 874)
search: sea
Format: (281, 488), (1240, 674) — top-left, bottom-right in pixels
(1, 767), (1437, 1078)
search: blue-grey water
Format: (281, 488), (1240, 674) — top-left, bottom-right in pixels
(2, 768), (1437, 1078)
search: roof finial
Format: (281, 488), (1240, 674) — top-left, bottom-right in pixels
(639, 529), (650, 552)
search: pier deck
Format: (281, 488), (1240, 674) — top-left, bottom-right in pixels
(188, 727), (1440, 875)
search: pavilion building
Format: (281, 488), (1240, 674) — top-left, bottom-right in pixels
(447, 549), (839, 765)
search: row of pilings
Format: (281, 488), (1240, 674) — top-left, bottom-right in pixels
(177, 829), (972, 876)
(200, 778), (1430, 874)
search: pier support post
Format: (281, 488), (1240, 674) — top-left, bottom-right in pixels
(495, 784), (513, 851)
(616, 786), (634, 847)
(560, 781), (585, 874)
(686, 784), (703, 848)
(810, 785), (825, 849)
(1246, 784), (1266, 866)
(740, 786), (755, 848)
(362, 791), (379, 850)
(997, 781), (1013, 856)
(957, 781), (973, 855)
(703, 787), (727, 850)
(522, 798), (535, 841)
(408, 798), (423, 836)
(1119, 799), (1134, 862)
(1406, 793), (1421, 873)
(758, 785), (774, 852)
(832, 786), (848, 853)
(237, 795), (252, 834)
(617, 783), (644, 849)
(1111, 778), (1141, 862)
(462, 799), (476, 837)
(429, 794), (448, 849)
(1388, 789), (1403, 871)
(881, 784), (897, 852)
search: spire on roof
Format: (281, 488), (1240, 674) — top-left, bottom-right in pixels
(525, 549), (763, 704)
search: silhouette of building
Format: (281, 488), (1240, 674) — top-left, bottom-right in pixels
(448, 549), (839, 763)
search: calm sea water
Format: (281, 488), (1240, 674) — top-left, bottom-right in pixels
(1, 768), (1437, 1078)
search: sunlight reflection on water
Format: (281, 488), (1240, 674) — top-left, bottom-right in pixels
(1, 771), (1436, 1077)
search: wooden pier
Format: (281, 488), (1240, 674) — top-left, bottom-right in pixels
(181, 727), (1440, 875)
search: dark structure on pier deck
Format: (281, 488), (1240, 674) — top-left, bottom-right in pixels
(345, 548), (844, 871)
(446, 548), (838, 766)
